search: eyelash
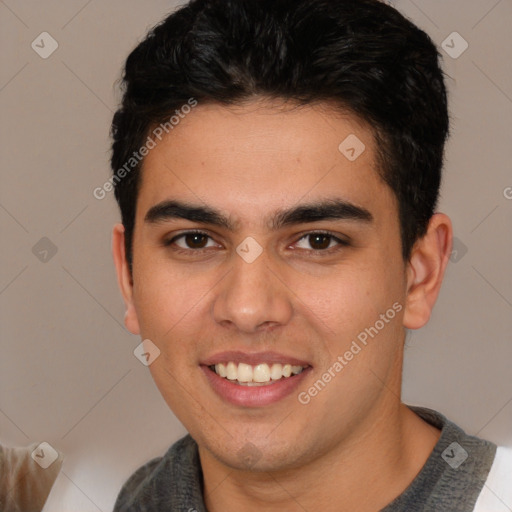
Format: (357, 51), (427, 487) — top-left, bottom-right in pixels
(163, 229), (349, 256)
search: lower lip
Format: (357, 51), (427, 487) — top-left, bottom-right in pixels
(201, 365), (311, 407)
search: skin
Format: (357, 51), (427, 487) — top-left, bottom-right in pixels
(113, 98), (452, 511)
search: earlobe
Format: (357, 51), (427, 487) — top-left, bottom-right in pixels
(112, 223), (140, 335)
(403, 213), (452, 330)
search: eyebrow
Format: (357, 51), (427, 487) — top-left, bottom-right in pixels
(144, 198), (373, 230)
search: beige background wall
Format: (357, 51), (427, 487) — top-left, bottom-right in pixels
(1, 0), (511, 510)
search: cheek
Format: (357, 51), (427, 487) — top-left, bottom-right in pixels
(132, 266), (205, 412)
(132, 253), (209, 339)
(291, 260), (403, 341)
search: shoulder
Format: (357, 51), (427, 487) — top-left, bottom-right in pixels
(384, 406), (499, 511)
(113, 455), (163, 511)
(113, 435), (201, 512)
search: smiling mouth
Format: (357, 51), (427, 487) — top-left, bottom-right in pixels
(208, 362), (306, 386)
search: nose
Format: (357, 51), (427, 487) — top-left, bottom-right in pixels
(212, 248), (293, 334)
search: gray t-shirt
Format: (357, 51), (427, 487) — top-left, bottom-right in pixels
(113, 407), (497, 511)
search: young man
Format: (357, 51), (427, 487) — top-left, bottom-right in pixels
(110, 0), (511, 510)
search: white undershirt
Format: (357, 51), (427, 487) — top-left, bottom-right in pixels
(473, 446), (512, 511)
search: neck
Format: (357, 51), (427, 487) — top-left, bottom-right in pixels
(200, 402), (440, 512)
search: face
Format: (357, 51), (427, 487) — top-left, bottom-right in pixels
(118, 99), (412, 471)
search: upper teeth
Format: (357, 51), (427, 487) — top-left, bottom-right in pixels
(214, 362), (304, 384)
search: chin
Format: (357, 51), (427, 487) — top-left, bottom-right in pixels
(200, 433), (309, 473)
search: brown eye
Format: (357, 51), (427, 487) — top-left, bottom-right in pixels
(167, 231), (218, 251)
(308, 234), (332, 250)
(184, 233), (209, 248)
(294, 232), (348, 252)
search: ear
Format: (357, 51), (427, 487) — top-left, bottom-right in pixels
(112, 223), (140, 335)
(403, 213), (453, 330)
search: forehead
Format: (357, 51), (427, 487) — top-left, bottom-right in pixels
(136, 99), (394, 225)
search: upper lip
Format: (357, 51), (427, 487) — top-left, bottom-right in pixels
(201, 351), (311, 367)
